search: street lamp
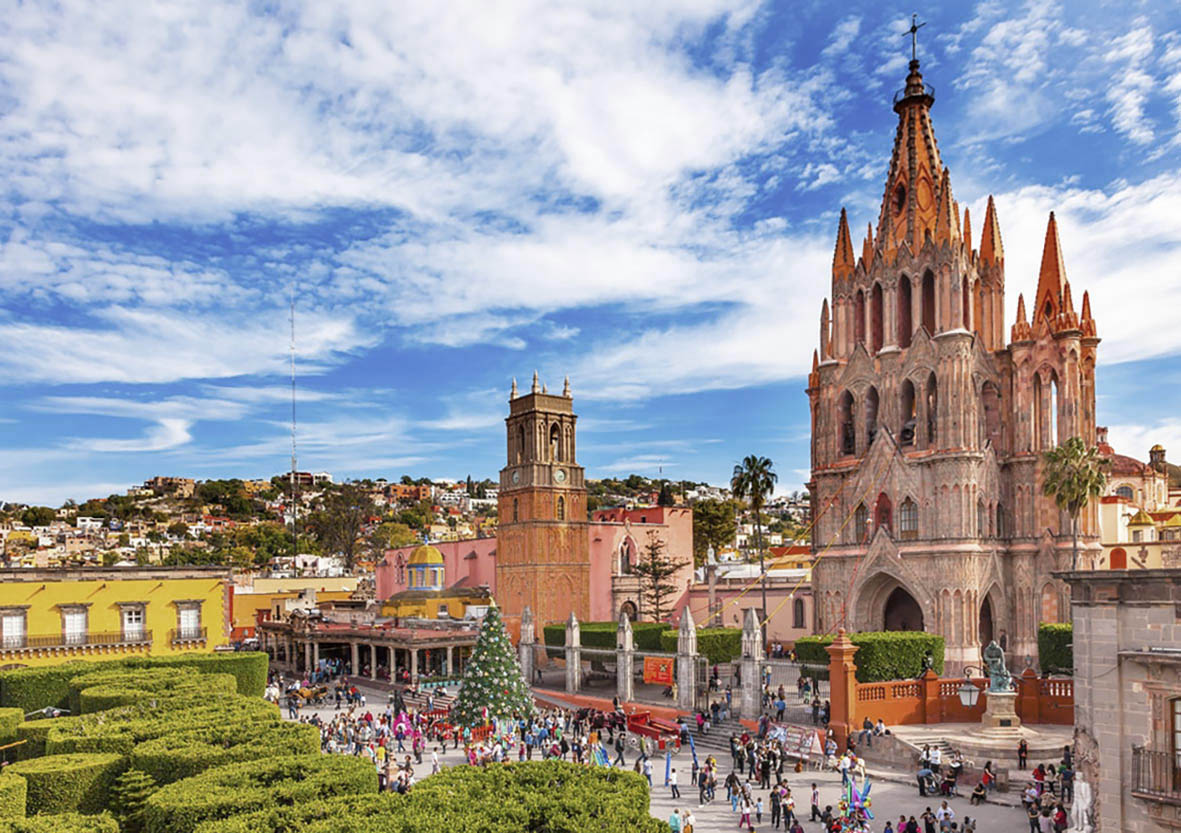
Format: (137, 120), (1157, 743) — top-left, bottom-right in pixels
(956, 667), (983, 708)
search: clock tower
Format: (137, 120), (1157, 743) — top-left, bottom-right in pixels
(495, 372), (591, 624)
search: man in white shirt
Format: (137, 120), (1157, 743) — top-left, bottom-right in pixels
(929, 746), (943, 773)
(935, 800), (955, 829)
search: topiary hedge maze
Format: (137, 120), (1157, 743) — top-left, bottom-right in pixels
(0, 653), (666, 832)
(794, 631), (946, 682)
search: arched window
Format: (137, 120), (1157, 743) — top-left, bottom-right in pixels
(512, 498), (519, 522)
(900, 379), (916, 446)
(899, 498), (918, 539)
(921, 271), (936, 334)
(793, 598), (806, 629)
(874, 492), (893, 535)
(871, 282), (884, 352)
(898, 276), (913, 348)
(962, 278), (971, 330)
(854, 290), (866, 347)
(1032, 373), (1043, 451)
(977, 500), (987, 538)
(556, 495), (565, 521)
(926, 372), (938, 446)
(854, 504), (869, 544)
(981, 382), (1002, 449)
(550, 423), (561, 461)
(838, 391), (855, 456)
(620, 538), (635, 574)
(1116, 485), (1134, 500)
(1050, 373), (1060, 448)
(865, 386), (880, 447)
(1109, 547), (1127, 569)
(996, 503), (1007, 538)
(517, 424), (525, 463)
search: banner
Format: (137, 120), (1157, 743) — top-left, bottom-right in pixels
(642, 657), (675, 685)
(777, 724), (823, 761)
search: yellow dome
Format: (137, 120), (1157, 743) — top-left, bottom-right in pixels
(1151, 444), (1165, 452)
(1128, 510), (1154, 526)
(408, 544), (444, 565)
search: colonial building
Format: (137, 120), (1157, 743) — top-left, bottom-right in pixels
(807, 56), (1100, 668)
(1064, 568), (1181, 832)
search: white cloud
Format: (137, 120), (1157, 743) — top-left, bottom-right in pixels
(822, 16), (862, 60)
(1105, 419), (1181, 462)
(1104, 21), (1156, 145)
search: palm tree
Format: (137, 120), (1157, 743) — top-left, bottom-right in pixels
(1042, 437), (1108, 570)
(731, 455), (777, 621)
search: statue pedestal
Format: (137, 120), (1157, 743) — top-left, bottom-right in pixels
(980, 690), (1021, 735)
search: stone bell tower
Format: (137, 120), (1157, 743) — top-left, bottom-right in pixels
(495, 373), (591, 624)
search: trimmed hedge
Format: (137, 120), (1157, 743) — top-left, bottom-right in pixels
(193, 761), (668, 833)
(0, 654), (269, 713)
(542, 621), (668, 652)
(794, 631), (946, 683)
(78, 675), (237, 715)
(143, 754), (377, 833)
(67, 667), (201, 714)
(1038, 622), (1073, 674)
(658, 627), (742, 664)
(0, 707), (22, 745)
(44, 696), (279, 757)
(130, 722), (320, 784)
(0, 814), (119, 833)
(0, 772), (27, 819)
(8, 753), (125, 814)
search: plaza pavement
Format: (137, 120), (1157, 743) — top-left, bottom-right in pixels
(287, 678), (1030, 832)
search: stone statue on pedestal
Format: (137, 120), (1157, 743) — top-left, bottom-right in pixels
(982, 640), (1013, 692)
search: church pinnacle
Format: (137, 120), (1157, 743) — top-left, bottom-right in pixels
(1034, 212), (1068, 323)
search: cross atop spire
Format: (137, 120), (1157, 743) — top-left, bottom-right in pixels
(905, 14), (926, 63)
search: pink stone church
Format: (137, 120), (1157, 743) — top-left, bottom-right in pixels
(807, 55), (1100, 669)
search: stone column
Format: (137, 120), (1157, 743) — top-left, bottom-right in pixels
(410, 647), (419, 683)
(739, 608), (764, 719)
(616, 611), (634, 704)
(350, 642), (359, 677)
(825, 628), (860, 751)
(446, 645), (454, 677)
(518, 606), (535, 686)
(565, 612), (581, 694)
(369, 644), (377, 680)
(312, 641), (320, 669)
(304, 641), (312, 672)
(676, 607), (697, 712)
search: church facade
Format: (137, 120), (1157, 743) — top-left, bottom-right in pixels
(807, 57), (1100, 669)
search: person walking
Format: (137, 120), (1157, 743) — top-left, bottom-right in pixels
(683, 809), (696, 833)
(810, 783), (821, 821)
(1018, 738), (1029, 770)
(670, 768), (681, 799)
(668, 808), (682, 833)
(738, 798), (752, 829)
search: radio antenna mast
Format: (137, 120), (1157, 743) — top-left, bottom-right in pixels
(289, 287), (299, 566)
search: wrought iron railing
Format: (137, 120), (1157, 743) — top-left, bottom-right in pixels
(1132, 746), (1181, 802)
(170, 627), (207, 644)
(0, 631), (152, 650)
(894, 82), (936, 104)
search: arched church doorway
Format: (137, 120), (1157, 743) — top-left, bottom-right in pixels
(978, 595), (994, 646)
(884, 587), (924, 632)
(619, 601), (638, 621)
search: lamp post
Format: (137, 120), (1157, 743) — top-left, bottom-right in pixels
(956, 667), (983, 709)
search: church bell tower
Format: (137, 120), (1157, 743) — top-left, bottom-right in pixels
(495, 372), (591, 624)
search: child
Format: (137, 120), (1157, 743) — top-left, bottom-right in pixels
(756, 796), (763, 823)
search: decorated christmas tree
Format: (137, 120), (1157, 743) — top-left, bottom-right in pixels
(450, 601), (536, 727)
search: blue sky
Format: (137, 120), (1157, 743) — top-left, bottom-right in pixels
(2, 1), (1181, 506)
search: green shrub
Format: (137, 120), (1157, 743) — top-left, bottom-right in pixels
(542, 621), (669, 652)
(0, 813), (119, 833)
(110, 769), (158, 833)
(657, 627), (742, 663)
(45, 696), (279, 756)
(130, 722), (320, 784)
(143, 754), (376, 833)
(125, 654), (268, 697)
(1038, 622), (1073, 674)
(67, 667), (201, 714)
(8, 753), (126, 814)
(793, 632), (946, 682)
(0, 771), (27, 819)
(0, 654), (269, 712)
(192, 761), (668, 833)
(0, 707), (22, 746)
(0, 662), (104, 713)
(14, 717), (84, 759)
(77, 674), (237, 715)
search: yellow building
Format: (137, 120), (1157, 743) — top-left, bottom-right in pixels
(378, 545), (491, 620)
(0, 566), (231, 668)
(230, 576), (358, 639)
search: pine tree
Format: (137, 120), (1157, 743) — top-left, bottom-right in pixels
(451, 602), (535, 727)
(111, 769), (158, 833)
(630, 530), (689, 622)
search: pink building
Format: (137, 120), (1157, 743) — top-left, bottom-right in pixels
(375, 506), (695, 625)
